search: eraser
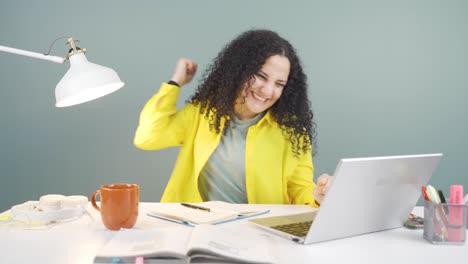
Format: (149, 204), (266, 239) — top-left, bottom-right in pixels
(39, 194), (66, 211)
(61, 195), (88, 209)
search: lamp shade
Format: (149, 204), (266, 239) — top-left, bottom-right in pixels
(55, 53), (124, 107)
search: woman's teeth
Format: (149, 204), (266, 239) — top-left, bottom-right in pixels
(252, 92), (267, 102)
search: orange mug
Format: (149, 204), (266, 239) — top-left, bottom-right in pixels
(91, 183), (140, 230)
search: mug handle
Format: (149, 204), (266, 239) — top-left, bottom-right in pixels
(91, 190), (101, 211)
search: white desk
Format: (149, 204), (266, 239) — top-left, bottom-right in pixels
(0, 203), (467, 264)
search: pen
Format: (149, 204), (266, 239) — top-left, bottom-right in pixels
(421, 186), (430, 201)
(437, 190), (447, 204)
(180, 203), (211, 212)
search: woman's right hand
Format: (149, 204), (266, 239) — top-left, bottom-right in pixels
(170, 58), (198, 87)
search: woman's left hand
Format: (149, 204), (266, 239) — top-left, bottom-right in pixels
(313, 173), (334, 205)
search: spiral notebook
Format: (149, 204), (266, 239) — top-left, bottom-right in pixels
(148, 201), (270, 226)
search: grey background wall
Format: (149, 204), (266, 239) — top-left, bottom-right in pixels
(1, 0), (467, 211)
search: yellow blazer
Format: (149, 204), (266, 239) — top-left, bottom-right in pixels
(134, 82), (317, 205)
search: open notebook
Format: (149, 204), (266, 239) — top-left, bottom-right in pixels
(94, 225), (274, 264)
(249, 153), (443, 244)
(147, 201), (269, 226)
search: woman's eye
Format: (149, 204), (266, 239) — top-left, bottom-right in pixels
(255, 74), (267, 80)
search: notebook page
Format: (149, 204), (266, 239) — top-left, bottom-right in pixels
(148, 203), (239, 224)
(199, 201), (269, 216)
(187, 224), (274, 263)
(95, 226), (190, 260)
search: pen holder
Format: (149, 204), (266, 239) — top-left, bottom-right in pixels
(423, 200), (467, 245)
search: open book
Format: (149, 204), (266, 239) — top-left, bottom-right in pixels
(94, 224), (274, 264)
(147, 201), (270, 225)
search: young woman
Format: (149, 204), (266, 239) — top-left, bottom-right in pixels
(134, 29), (332, 206)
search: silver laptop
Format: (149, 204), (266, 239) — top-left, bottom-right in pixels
(249, 153), (443, 244)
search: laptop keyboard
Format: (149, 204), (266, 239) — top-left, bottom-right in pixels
(271, 221), (313, 238)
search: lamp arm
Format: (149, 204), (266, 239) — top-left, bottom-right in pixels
(0, 45), (65, 64)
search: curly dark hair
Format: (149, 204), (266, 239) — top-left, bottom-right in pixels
(189, 29), (317, 157)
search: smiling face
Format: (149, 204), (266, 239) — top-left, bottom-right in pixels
(234, 55), (290, 120)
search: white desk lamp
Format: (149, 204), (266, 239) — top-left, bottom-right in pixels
(0, 37), (124, 107)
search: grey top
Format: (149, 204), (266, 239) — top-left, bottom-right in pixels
(198, 113), (264, 203)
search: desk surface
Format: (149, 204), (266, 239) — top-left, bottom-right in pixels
(0, 202), (467, 264)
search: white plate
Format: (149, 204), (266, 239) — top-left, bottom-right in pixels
(11, 201), (83, 222)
